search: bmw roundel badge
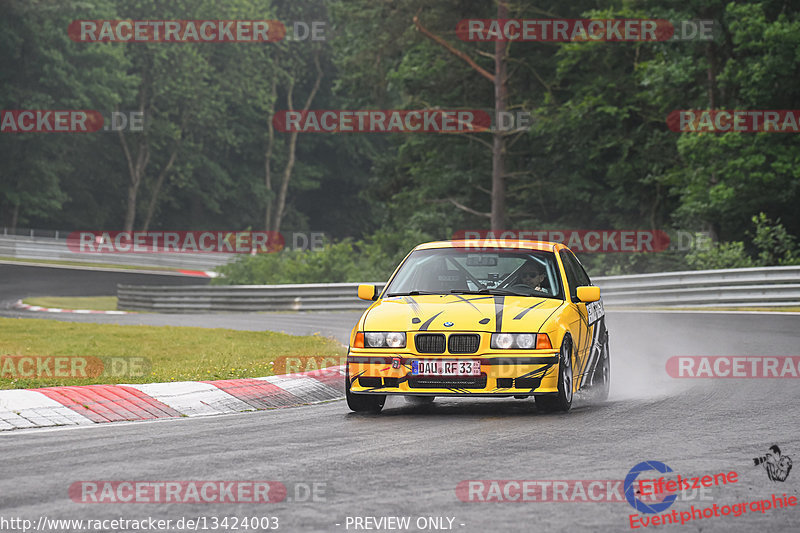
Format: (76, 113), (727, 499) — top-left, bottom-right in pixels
(444, 321), (454, 327)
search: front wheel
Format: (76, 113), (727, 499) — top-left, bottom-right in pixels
(535, 338), (573, 412)
(346, 369), (386, 413)
(588, 341), (610, 402)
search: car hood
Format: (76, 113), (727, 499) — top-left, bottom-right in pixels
(362, 294), (564, 333)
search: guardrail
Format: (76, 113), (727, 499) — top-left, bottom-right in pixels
(117, 283), (381, 313)
(117, 266), (800, 313)
(596, 265), (800, 307)
(0, 235), (232, 271)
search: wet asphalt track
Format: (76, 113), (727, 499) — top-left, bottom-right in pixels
(0, 262), (209, 298)
(0, 264), (799, 532)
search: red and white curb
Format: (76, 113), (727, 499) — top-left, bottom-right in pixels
(177, 269), (219, 278)
(13, 299), (130, 315)
(0, 366), (344, 431)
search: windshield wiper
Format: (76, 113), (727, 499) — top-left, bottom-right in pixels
(385, 290), (443, 296)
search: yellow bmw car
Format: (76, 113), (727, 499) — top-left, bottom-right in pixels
(346, 239), (610, 413)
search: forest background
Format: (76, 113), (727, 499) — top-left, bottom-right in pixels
(2, 0), (798, 283)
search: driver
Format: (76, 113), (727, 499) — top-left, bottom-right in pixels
(518, 263), (547, 292)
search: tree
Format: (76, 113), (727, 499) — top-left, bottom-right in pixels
(264, 0), (328, 234)
(413, 2), (512, 230)
(114, 0), (229, 232)
(0, 0), (133, 229)
(666, 2), (800, 241)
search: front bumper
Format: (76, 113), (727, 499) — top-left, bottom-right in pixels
(347, 353), (560, 396)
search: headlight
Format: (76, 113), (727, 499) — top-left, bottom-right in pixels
(492, 333), (514, 349)
(364, 332), (406, 348)
(515, 333), (536, 349)
(491, 333), (542, 350)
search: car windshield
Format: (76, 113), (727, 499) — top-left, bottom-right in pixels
(384, 247), (564, 299)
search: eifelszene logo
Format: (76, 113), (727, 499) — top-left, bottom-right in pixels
(624, 461), (677, 514)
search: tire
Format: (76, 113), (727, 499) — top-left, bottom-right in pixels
(535, 337), (574, 412)
(346, 368), (386, 413)
(404, 395), (435, 405)
(588, 340), (610, 402)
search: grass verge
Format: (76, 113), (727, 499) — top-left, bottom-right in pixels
(0, 318), (346, 390)
(22, 296), (119, 311)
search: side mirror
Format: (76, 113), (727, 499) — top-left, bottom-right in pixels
(576, 286), (600, 303)
(357, 284), (378, 301)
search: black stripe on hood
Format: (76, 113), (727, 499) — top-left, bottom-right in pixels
(494, 295), (505, 332)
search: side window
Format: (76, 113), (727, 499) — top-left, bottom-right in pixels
(559, 250), (579, 301)
(570, 252), (591, 287)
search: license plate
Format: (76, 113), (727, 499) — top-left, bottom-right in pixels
(411, 360), (481, 376)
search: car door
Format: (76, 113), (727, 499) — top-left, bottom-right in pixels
(571, 253), (606, 388)
(558, 250), (591, 379)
